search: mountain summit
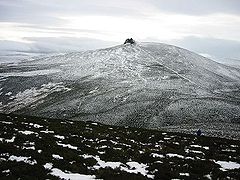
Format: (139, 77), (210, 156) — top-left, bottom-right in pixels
(0, 42), (240, 138)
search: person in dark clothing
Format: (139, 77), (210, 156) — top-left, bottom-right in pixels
(196, 129), (202, 136)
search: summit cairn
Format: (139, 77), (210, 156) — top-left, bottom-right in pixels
(124, 38), (135, 44)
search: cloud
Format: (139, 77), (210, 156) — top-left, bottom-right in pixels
(149, 0), (240, 15)
(1, 0), (239, 27)
(0, 1), (64, 25)
(0, 0), (152, 25)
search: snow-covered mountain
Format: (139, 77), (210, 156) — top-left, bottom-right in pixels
(0, 42), (240, 138)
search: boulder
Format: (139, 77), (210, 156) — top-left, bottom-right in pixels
(124, 38), (135, 44)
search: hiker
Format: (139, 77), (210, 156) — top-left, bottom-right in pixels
(196, 129), (202, 136)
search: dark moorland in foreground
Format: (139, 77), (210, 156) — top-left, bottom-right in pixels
(0, 113), (240, 179)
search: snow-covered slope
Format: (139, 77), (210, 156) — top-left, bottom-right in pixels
(0, 42), (240, 138)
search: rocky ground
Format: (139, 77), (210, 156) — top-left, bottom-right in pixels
(0, 113), (240, 179)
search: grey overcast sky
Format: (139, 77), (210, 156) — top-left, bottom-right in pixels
(0, 0), (240, 61)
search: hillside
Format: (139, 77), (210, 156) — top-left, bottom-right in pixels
(0, 42), (240, 139)
(0, 113), (240, 179)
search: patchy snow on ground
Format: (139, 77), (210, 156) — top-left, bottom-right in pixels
(19, 130), (36, 135)
(222, 149), (236, 152)
(57, 142), (78, 150)
(1, 113), (240, 179)
(52, 154), (64, 160)
(40, 129), (54, 134)
(190, 144), (209, 150)
(54, 135), (65, 140)
(185, 149), (205, 155)
(151, 153), (164, 158)
(123, 162), (154, 179)
(166, 153), (184, 159)
(0, 136), (15, 143)
(215, 161), (240, 171)
(179, 173), (190, 176)
(81, 154), (154, 178)
(22, 146), (35, 150)
(93, 157), (121, 170)
(44, 163), (53, 169)
(189, 144), (201, 148)
(204, 174), (212, 179)
(22, 142), (35, 150)
(1, 121), (13, 124)
(43, 162), (96, 180)
(50, 168), (96, 180)
(8, 155), (37, 165)
(2, 169), (10, 173)
(29, 123), (43, 128)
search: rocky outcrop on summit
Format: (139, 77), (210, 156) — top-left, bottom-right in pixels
(124, 38), (135, 44)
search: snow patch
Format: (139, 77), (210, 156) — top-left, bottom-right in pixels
(57, 142), (78, 150)
(123, 162), (154, 179)
(22, 146), (35, 150)
(54, 135), (65, 140)
(215, 161), (240, 171)
(81, 154), (154, 179)
(2, 169), (10, 173)
(204, 174), (212, 179)
(44, 163), (53, 169)
(166, 153), (184, 159)
(8, 155), (37, 165)
(40, 129), (54, 134)
(50, 168), (95, 180)
(29, 123), (43, 128)
(52, 154), (64, 160)
(190, 144), (209, 150)
(151, 153), (164, 158)
(19, 130), (36, 135)
(1, 121), (13, 124)
(185, 149), (205, 155)
(43, 162), (96, 180)
(222, 149), (236, 152)
(179, 173), (190, 176)
(0, 136), (15, 143)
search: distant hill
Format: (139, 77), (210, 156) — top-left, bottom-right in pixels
(217, 58), (240, 69)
